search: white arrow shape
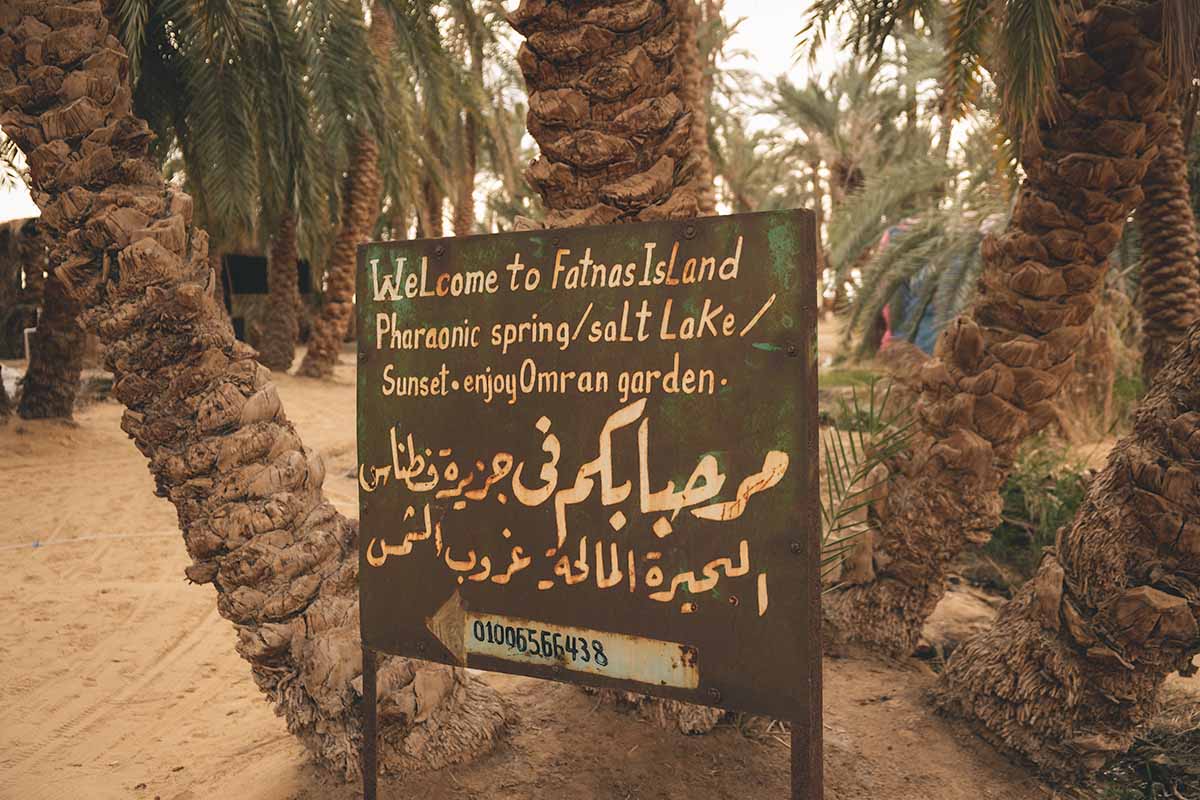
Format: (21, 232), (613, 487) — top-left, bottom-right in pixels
(425, 591), (468, 665)
(424, 592), (700, 689)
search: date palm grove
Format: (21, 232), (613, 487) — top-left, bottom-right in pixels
(0, 0), (1198, 788)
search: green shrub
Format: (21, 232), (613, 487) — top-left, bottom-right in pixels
(980, 438), (1090, 583)
(818, 367), (882, 389)
(1094, 691), (1200, 800)
(1112, 367), (1145, 434)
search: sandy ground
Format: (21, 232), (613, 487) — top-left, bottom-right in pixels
(0, 349), (1063, 800)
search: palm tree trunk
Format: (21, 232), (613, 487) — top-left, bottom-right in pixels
(512, 0), (716, 734)
(676, 0), (716, 215)
(389, 207), (408, 240)
(22, 223), (46, 301)
(823, 0), (1173, 654)
(298, 5), (390, 379)
(257, 212), (300, 372)
(298, 128), (379, 377)
(453, 114), (477, 236)
(18, 270), (83, 419)
(0, 0), (503, 776)
(931, 320), (1200, 777)
(513, 0), (701, 225)
(809, 159), (825, 271)
(1135, 109), (1200, 384)
(419, 175), (444, 238)
(209, 246), (232, 330)
(0, 364), (11, 420)
(453, 13), (484, 239)
(1053, 299), (1117, 440)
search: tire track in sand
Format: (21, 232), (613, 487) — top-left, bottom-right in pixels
(0, 542), (179, 704)
(0, 605), (222, 789)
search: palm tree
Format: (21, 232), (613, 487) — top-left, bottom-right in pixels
(921, 4), (1200, 776)
(710, 111), (809, 213)
(116, 0), (344, 373)
(804, 0), (1178, 656)
(931, 318), (1200, 777)
(258, 211), (301, 372)
(0, 150), (83, 419)
(0, 211), (13, 414)
(17, 269), (84, 419)
(299, 1), (391, 378)
(772, 65), (905, 208)
(803, 0), (1200, 774)
(825, 104), (1015, 356)
(772, 51), (939, 336)
(1135, 108), (1200, 384)
(704, 50), (817, 219)
(512, 0), (703, 226)
(510, 0), (722, 734)
(677, 0), (716, 214)
(0, 0), (506, 776)
(447, 0), (486, 236)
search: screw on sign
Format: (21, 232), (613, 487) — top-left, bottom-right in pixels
(355, 210), (822, 799)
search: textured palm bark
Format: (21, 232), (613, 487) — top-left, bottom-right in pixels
(823, 1), (1173, 655)
(0, 219), (75, 413)
(453, 116), (477, 237)
(0, 0), (505, 777)
(454, 16), (483, 239)
(0, 219), (46, 359)
(1135, 110), (1200, 385)
(257, 213), (300, 373)
(0, 219), (34, 326)
(419, 175), (444, 238)
(1053, 299), (1117, 441)
(931, 321), (1200, 777)
(512, 0), (703, 227)
(511, 0), (716, 734)
(18, 269), (83, 419)
(675, 0), (715, 215)
(298, 5), (390, 379)
(20, 220), (47, 301)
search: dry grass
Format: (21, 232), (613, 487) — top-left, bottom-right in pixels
(1089, 685), (1200, 799)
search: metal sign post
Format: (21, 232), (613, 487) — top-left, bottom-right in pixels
(357, 210), (821, 799)
(362, 646), (377, 800)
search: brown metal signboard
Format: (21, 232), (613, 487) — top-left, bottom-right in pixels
(356, 210), (819, 727)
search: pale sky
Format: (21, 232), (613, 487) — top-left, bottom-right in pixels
(721, 0), (822, 85)
(0, 156), (38, 222)
(0, 1), (827, 224)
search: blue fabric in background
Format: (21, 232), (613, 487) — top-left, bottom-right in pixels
(881, 225), (945, 355)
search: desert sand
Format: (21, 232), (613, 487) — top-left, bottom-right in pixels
(0, 350), (1070, 800)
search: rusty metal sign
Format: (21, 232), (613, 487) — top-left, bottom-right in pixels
(356, 210), (819, 722)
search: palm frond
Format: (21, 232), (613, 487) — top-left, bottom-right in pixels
(800, 0), (938, 63)
(111, 0), (153, 81)
(826, 155), (951, 278)
(997, 0), (1071, 139)
(846, 222), (942, 350)
(820, 379), (915, 582)
(0, 134), (27, 192)
(943, 0), (998, 122)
